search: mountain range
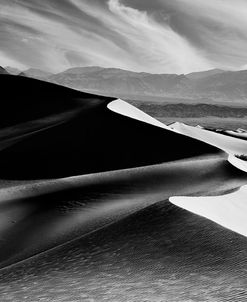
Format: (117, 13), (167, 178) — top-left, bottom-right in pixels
(3, 65), (247, 102)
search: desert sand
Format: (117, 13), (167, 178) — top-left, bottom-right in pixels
(1, 74), (247, 301)
(170, 185), (247, 237)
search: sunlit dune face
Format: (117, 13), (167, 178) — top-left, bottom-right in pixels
(107, 99), (174, 130)
(170, 185), (247, 237)
(171, 122), (247, 155)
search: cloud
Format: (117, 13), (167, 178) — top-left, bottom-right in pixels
(0, 0), (247, 73)
(0, 51), (27, 70)
(172, 0), (247, 27)
(160, 0), (247, 70)
(0, 1), (136, 72)
(72, 0), (211, 73)
(108, 0), (211, 73)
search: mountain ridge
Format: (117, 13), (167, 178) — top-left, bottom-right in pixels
(5, 66), (247, 102)
(0, 66), (9, 75)
(48, 67), (247, 102)
(20, 68), (53, 80)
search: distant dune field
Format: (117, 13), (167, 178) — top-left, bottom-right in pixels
(129, 101), (247, 130)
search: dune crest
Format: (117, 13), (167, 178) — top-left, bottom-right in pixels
(170, 122), (247, 154)
(170, 185), (247, 237)
(109, 101), (247, 174)
(107, 99), (176, 131)
(170, 122), (247, 172)
(228, 154), (247, 173)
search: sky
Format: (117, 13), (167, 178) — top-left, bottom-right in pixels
(1, 0), (247, 74)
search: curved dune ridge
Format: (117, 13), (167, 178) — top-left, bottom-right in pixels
(170, 122), (247, 172)
(228, 154), (247, 173)
(170, 121), (247, 155)
(1, 74), (247, 300)
(107, 99), (177, 131)
(109, 99), (247, 173)
(170, 185), (247, 237)
(0, 75), (223, 180)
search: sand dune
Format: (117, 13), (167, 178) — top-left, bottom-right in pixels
(170, 121), (247, 155)
(170, 185), (247, 237)
(2, 197), (247, 301)
(228, 154), (247, 173)
(170, 122), (247, 172)
(107, 99), (175, 131)
(1, 74), (247, 300)
(0, 75), (233, 269)
(109, 100), (247, 173)
(225, 130), (247, 140)
(1, 155), (246, 269)
(0, 75), (220, 179)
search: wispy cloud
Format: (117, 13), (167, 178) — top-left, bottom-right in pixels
(109, 0), (211, 73)
(0, 0), (247, 73)
(71, 0), (211, 73)
(161, 0), (247, 70)
(0, 1), (134, 72)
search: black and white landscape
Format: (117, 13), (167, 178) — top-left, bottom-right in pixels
(1, 1), (247, 301)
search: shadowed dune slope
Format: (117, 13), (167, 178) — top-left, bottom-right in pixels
(0, 74), (110, 128)
(1, 156), (247, 269)
(2, 200), (247, 301)
(0, 75), (221, 179)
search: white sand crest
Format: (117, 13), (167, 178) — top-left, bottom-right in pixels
(107, 99), (179, 132)
(108, 99), (247, 173)
(169, 122), (247, 155)
(170, 122), (247, 172)
(228, 154), (247, 173)
(170, 185), (247, 237)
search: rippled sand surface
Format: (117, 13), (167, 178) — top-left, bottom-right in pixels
(1, 202), (247, 301)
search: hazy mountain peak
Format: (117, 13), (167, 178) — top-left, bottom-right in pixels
(21, 68), (53, 80)
(186, 69), (225, 80)
(58, 66), (148, 77)
(58, 66), (105, 75)
(0, 66), (9, 74)
(49, 66), (190, 97)
(4, 66), (22, 75)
